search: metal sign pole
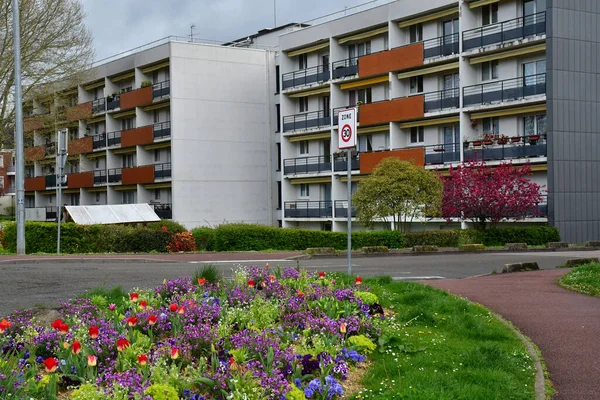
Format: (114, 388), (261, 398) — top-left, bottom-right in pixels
(12, 0), (25, 255)
(56, 129), (68, 254)
(347, 148), (352, 275)
(338, 107), (356, 276)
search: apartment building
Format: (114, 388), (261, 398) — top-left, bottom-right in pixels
(278, 0), (600, 243)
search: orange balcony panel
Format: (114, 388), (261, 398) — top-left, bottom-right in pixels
(358, 43), (423, 77)
(359, 96), (424, 126)
(122, 165), (154, 185)
(67, 172), (93, 189)
(24, 145), (45, 161)
(68, 137), (93, 155)
(25, 177), (45, 191)
(121, 126), (153, 147)
(66, 102), (92, 121)
(120, 86), (153, 110)
(360, 148), (425, 174)
(24, 117), (45, 133)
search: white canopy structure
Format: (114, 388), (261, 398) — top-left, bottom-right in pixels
(64, 204), (160, 225)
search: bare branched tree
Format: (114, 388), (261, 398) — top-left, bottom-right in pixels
(0, 0), (94, 146)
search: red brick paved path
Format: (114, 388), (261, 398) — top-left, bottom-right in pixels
(428, 270), (600, 400)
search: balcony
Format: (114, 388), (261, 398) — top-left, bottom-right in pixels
(333, 153), (360, 172)
(463, 74), (546, 107)
(283, 156), (332, 176)
(68, 137), (93, 155)
(358, 43), (423, 77)
(424, 88), (460, 113)
(66, 102), (92, 122)
(92, 98), (106, 114)
(359, 96), (424, 126)
(94, 170), (107, 184)
(463, 12), (546, 52)
(153, 121), (171, 140)
(332, 57), (358, 79)
(92, 133), (107, 150)
(107, 131), (121, 147)
(282, 65), (330, 90)
(154, 163), (172, 179)
(121, 86), (153, 110)
(7, 166), (15, 175)
(46, 206), (57, 221)
(283, 110), (331, 133)
(333, 106), (360, 126)
(5, 185), (15, 194)
(25, 176), (45, 191)
(122, 125), (153, 147)
(152, 81), (170, 99)
(334, 200), (356, 218)
(45, 174), (56, 188)
(67, 171), (93, 189)
(153, 203), (172, 219)
(536, 195), (548, 218)
(108, 168), (122, 183)
(24, 145), (45, 161)
(106, 94), (120, 111)
(284, 201), (333, 218)
(423, 33), (459, 59)
(122, 165), (154, 185)
(360, 148), (425, 173)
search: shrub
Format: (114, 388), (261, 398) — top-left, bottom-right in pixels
(404, 230), (461, 248)
(191, 227), (216, 251)
(469, 226), (560, 247)
(147, 220), (186, 233)
(144, 384), (179, 400)
(167, 232), (197, 252)
(193, 264), (222, 284)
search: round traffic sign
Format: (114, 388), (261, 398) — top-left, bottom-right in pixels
(341, 124), (352, 143)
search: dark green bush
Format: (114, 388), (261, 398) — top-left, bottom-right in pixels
(191, 228), (216, 251)
(469, 226), (560, 246)
(404, 230), (461, 248)
(147, 220), (186, 233)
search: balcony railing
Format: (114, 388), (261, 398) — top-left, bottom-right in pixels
(424, 134), (547, 165)
(153, 203), (172, 219)
(334, 200), (356, 218)
(463, 73), (546, 107)
(108, 168), (122, 183)
(106, 95), (120, 111)
(152, 80), (170, 99)
(463, 12), (546, 51)
(153, 121), (171, 140)
(154, 163), (172, 179)
(535, 195), (548, 218)
(282, 65), (330, 90)
(283, 156), (332, 175)
(423, 88), (460, 112)
(284, 200), (333, 218)
(6, 186), (16, 194)
(283, 110), (331, 133)
(45, 174), (56, 188)
(333, 106), (360, 126)
(332, 57), (359, 79)
(107, 131), (121, 147)
(92, 133), (106, 150)
(92, 98), (106, 114)
(333, 153), (360, 172)
(423, 33), (459, 59)
(46, 206), (57, 221)
(7, 166), (15, 173)
(94, 170), (107, 184)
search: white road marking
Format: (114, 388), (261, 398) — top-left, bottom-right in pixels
(393, 276), (446, 280)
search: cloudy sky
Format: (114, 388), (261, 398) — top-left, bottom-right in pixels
(82, 0), (386, 61)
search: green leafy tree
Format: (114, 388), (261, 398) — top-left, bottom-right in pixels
(353, 158), (442, 232)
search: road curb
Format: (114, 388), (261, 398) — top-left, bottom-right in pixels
(0, 258), (172, 265)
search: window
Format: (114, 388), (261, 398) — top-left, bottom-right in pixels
(123, 154), (136, 168)
(300, 140), (309, 155)
(523, 59), (546, 85)
(275, 65), (280, 94)
(95, 158), (100, 168)
(277, 181), (282, 209)
(358, 135), (373, 152)
(482, 3), (498, 25)
(95, 193), (100, 203)
(298, 54), (307, 70)
(153, 70), (159, 84)
(443, 18), (459, 41)
(121, 117), (135, 131)
(410, 76), (423, 94)
(409, 24), (423, 43)
(350, 88), (372, 105)
(153, 110), (160, 123)
(70, 194), (80, 206)
(524, 114), (547, 136)
(154, 149), (161, 162)
(25, 196), (35, 208)
(276, 143), (281, 171)
(482, 60), (499, 81)
(443, 125), (460, 152)
(299, 97), (308, 113)
(322, 96), (330, 116)
(351, 181), (359, 194)
(483, 117), (500, 134)
(25, 166), (34, 178)
(410, 127), (424, 143)
(300, 184), (310, 197)
(321, 55), (329, 71)
(349, 41), (371, 59)
(122, 191), (136, 204)
(155, 189), (161, 200)
(275, 104), (281, 132)
(524, 0), (546, 18)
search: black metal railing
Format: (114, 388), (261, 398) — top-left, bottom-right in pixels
(463, 12), (546, 51)
(154, 163), (172, 179)
(153, 203), (172, 219)
(108, 168), (122, 183)
(283, 156), (332, 175)
(94, 170), (107, 184)
(92, 133), (106, 150)
(333, 106), (360, 126)
(463, 73), (546, 107)
(424, 134), (547, 165)
(334, 200), (357, 218)
(153, 121), (171, 140)
(45, 175), (56, 188)
(46, 206), (57, 220)
(424, 88), (460, 112)
(153, 80), (170, 99)
(107, 131), (121, 147)
(423, 33), (459, 59)
(332, 57), (359, 79)
(284, 201), (333, 218)
(283, 110), (331, 132)
(282, 65), (330, 90)
(333, 152), (360, 172)
(106, 95), (120, 110)
(92, 98), (106, 114)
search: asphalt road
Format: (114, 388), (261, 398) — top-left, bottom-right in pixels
(1, 250), (598, 315)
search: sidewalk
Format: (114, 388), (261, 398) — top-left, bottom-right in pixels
(428, 270), (600, 400)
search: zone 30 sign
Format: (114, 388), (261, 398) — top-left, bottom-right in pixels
(338, 108), (357, 149)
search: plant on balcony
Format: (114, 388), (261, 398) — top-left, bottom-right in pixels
(141, 80), (152, 88)
(353, 158), (443, 232)
(441, 159), (544, 230)
(528, 135), (541, 145)
(511, 136), (522, 143)
(497, 135), (509, 145)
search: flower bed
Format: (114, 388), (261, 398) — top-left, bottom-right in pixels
(0, 267), (384, 399)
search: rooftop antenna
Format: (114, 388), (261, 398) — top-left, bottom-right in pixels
(190, 24), (196, 42)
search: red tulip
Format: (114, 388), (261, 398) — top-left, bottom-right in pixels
(0, 319), (12, 334)
(269, 275), (275, 283)
(247, 279), (256, 288)
(58, 323), (69, 335)
(265, 263), (269, 269)
(139, 300), (147, 309)
(318, 271), (326, 279)
(340, 323), (347, 334)
(169, 303), (178, 312)
(138, 354), (148, 365)
(130, 293), (139, 303)
(71, 341), (81, 355)
(177, 306), (185, 315)
(355, 277), (363, 285)
(197, 278), (207, 286)
(109, 303), (116, 311)
(87, 355), (97, 367)
(126, 317), (138, 327)
(89, 326), (99, 339)
(117, 339), (130, 351)
(171, 347), (180, 360)
(297, 289), (305, 297)
(148, 315), (158, 326)
(51, 319), (63, 330)
(43, 357), (59, 373)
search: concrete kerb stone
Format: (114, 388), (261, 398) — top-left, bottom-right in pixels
(0, 258), (172, 265)
(565, 258), (600, 268)
(503, 262), (540, 273)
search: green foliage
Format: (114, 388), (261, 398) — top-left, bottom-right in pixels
(467, 226), (560, 246)
(348, 335), (377, 354)
(353, 158), (443, 232)
(193, 265), (222, 284)
(355, 291), (379, 305)
(143, 384), (179, 400)
(286, 386), (308, 400)
(404, 230), (461, 248)
(191, 227), (216, 251)
(361, 246), (389, 253)
(559, 263), (600, 297)
(69, 383), (105, 400)
(147, 220), (187, 233)
(459, 244), (486, 251)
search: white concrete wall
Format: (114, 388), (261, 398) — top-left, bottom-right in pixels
(169, 42), (271, 229)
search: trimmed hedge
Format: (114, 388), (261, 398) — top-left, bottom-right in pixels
(468, 226), (561, 247)
(404, 230), (461, 248)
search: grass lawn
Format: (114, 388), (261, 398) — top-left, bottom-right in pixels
(558, 263), (600, 297)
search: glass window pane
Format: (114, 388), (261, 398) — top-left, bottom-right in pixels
(537, 60), (546, 75)
(524, 116), (535, 136)
(537, 114), (547, 135)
